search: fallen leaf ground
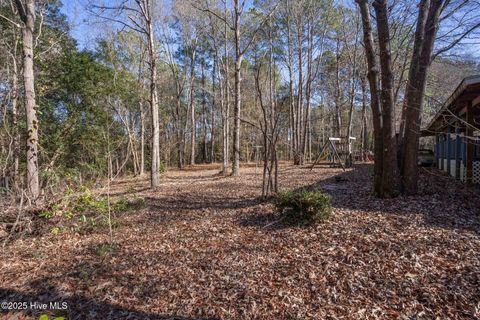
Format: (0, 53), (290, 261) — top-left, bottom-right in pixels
(1, 163), (480, 319)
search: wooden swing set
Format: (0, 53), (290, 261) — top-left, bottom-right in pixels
(310, 137), (356, 171)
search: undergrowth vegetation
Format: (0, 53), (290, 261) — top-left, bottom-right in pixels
(38, 186), (146, 234)
(275, 190), (332, 224)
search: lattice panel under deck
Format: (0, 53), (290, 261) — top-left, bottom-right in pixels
(474, 161), (480, 184)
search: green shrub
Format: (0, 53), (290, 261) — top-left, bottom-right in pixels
(38, 210), (54, 219)
(160, 160), (167, 173)
(275, 190), (332, 224)
(113, 197), (129, 213)
(113, 196), (146, 213)
(37, 187), (147, 235)
(50, 226), (62, 235)
(73, 189), (108, 215)
(96, 243), (116, 257)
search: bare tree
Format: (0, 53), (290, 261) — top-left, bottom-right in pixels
(373, 0), (399, 197)
(355, 0), (384, 195)
(187, 41), (197, 166)
(15, 0), (40, 199)
(254, 19), (281, 197)
(90, 0), (162, 187)
(8, 25), (20, 188)
(399, 0), (443, 194)
(196, 0), (277, 176)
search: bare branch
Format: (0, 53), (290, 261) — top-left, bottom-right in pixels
(191, 3), (234, 31)
(0, 12), (21, 28)
(241, 2), (280, 56)
(432, 21), (480, 60)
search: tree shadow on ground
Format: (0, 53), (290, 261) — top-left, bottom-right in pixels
(104, 186), (151, 198)
(238, 211), (318, 230)
(145, 195), (264, 212)
(239, 163), (480, 234)
(0, 287), (217, 320)
(3, 163), (480, 319)
(164, 175), (226, 182)
(175, 164), (222, 172)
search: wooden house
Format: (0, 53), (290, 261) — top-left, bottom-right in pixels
(423, 75), (480, 186)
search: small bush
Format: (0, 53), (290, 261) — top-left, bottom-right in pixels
(50, 226), (62, 235)
(160, 160), (167, 173)
(275, 190), (332, 224)
(113, 197), (129, 213)
(36, 186), (147, 235)
(38, 210), (54, 219)
(96, 243), (116, 257)
(113, 196), (146, 213)
(74, 189), (108, 215)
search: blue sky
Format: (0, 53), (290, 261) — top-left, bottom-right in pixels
(60, 0), (100, 49)
(60, 0), (479, 62)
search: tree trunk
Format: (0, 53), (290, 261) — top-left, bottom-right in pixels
(356, 0), (383, 195)
(269, 25), (279, 194)
(201, 58), (208, 163)
(373, 0), (399, 197)
(117, 108), (139, 176)
(399, 0), (429, 142)
(400, 0), (443, 194)
(210, 56), (216, 163)
(17, 0), (40, 200)
(302, 17), (313, 163)
(188, 44), (197, 166)
(221, 1), (230, 175)
(360, 75), (368, 161)
(256, 22), (279, 197)
(346, 20), (360, 144)
(175, 92), (184, 169)
(334, 37), (342, 138)
(11, 36), (20, 188)
(285, 0), (296, 164)
(295, 17), (304, 165)
(371, 1), (398, 195)
(140, 103), (145, 175)
(146, 8), (160, 188)
(232, 0), (242, 176)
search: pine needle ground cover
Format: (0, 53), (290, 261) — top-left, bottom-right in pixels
(1, 164), (479, 319)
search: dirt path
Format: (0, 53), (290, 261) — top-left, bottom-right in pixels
(1, 164), (480, 319)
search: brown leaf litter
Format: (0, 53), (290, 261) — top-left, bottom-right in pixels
(1, 163), (479, 319)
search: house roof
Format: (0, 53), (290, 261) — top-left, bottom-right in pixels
(423, 75), (480, 136)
